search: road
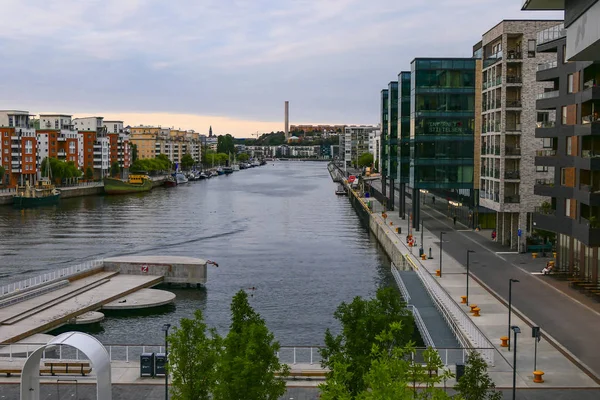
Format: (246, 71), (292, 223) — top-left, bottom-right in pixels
(370, 180), (600, 380)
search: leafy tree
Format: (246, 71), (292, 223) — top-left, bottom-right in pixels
(217, 134), (235, 155)
(0, 165), (5, 185)
(40, 157), (82, 183)
(85, 167), (94, 180)
(237, 153), (250, 162)
(130, 144), (138, 162)
(358, 153), (374, 168)
(213, 290), (289, 400)
(320, 323), (452, 400)
(320, 287), (414, 396)
(454, 351), (502, 400)
(156, 154), (172, 170)
(168, 310), (221, 400)
(110, 161), (120, 177)
(181, 153), (195, 170)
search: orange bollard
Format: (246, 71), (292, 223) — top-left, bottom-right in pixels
(460, 296), (467, 304)
(533, 370), (545, 383)
(472, 307), (481, 317)
(500, 336), (509, 347)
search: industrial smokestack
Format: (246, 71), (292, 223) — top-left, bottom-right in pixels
(284, 101), (289, 139)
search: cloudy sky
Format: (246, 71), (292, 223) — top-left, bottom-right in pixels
(0, 1), (562, 137)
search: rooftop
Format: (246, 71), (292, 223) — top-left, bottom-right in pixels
(39, 114), (72, 118)
(0, 110), (32, 115)
(522, 0), (564, 11)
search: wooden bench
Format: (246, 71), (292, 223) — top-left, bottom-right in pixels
(0, 368), (22, 377)
(42, 361), (92, 376)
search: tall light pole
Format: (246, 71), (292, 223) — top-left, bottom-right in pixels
(508, 279), (519, 351)
(439, 232), (446, 277)
(466, 250), (475, 306)
(511, 325), (521, 400)
(162, 323), (172, 400)
(420, 219), (424, 255)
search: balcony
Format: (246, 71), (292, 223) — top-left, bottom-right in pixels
(506, 123), (522, 132)
(506, 49), (523, 60)
(506, 75), (522, 84)
(483, 52), (503, 69)
(537, 90), (559, 100)
(504, 195), (520, 203)
(505, 147), (521, 156)
(536, 23), (565, 45)
(537, 121), (556, 128)
(534, 179), (555, 197)
(536, 149), (556, 156)
(537, 61), (557, 72)
(583, 79), (598, 91)
(505, 170), (521, 180)
(506, 100), (522, 108)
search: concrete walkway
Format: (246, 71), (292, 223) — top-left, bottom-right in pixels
(357, 184), (598, 389)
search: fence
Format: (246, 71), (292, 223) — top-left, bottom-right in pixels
(404, 254), (495, 365)
(0, 259), (104, 299)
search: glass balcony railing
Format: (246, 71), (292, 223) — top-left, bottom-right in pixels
(534, 206), (556, 216)
(536, 121), (556, 128)
(536, 179), (554, 186)
(536, 149), (556, 157)
(505, 147), (521, 156)
(583, 79), (598, 90)
(537, 90), (559, 100)
(581, 150), (600, 158)
(505, 170), (521, 179)
(483, 51), (503, 68)
(506, 75), (522, 84)
(537, 23), (565, 45)
(582, 115), (600, 124)
(537, 61), (557, 72)
(506, 100), (522, 108)
(504, 195), (520, 203)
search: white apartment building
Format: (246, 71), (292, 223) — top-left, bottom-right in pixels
(478, 20), (559, 249)
(340, 125), (379, 169)
(369, 127), (381, 171)
(73, 117), (109, 177)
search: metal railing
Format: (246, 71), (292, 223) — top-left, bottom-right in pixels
(583, 79), (597, 90)
(506, 100), (522, 108)
(504, 195), (520, 203)
(537, 23), (565, 45)
(504, 170), (520, 179)
(536, 121), (556, 128)
(0, 259), (104, 298)
(536, 179), (554, 186)
(536, 149), (556, 157)
(391, 263), (411, 303)
(404, 254), (495, 365)
(534, 206), (556, 216)
(408, 305), (434, 349)
(506, 75), (522, 84)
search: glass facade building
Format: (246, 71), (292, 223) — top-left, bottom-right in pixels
(380, 89), (389, 198)
(387, 81), (399, 182)
(398, 72), (411, 185)
(409, 58), (476, 190)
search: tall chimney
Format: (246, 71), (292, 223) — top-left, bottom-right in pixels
(284, 101), (289, 139)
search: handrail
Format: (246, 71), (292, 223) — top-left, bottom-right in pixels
(391, 262), (411, 303)
(405, 253), (495, 365)
(408, 305), (434, 349)
(0, 259), (104, 299)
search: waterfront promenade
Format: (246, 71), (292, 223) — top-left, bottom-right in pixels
(348, 182), (599, 390)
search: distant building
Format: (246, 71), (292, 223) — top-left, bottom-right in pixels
(73, 117), (110, 178)
(0, 110), (37, 187)
(37, 114), (79, 168)
(369, 127), (381, 171)
(103, 120), (130, 172)
(340, 125), (379, 169)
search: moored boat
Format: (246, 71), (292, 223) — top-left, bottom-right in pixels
(13, 180), (61, 208)
(163, 176), (177, 187)
(223, 166), (234, 175)
(173, 172), (189, 184)
(104, 173), (153, 195)
(335, 184), (347, 196)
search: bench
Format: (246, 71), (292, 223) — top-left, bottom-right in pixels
(42, 361), (92, 376)
(0, 368), (22, 377)
(527, 244), (552, 253)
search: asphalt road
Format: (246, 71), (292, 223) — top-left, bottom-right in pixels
(370, 180), (600, 381)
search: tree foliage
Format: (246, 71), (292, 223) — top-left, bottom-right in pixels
(130, 155), (171, 173)
(237, 153), (250, 162)
(168, 310), (220, 400)
(0, 165), (5, 184)
(213, 290), (289, 400)
(320, 323), (453, 400)
(110, 161), (120, 177)
(217, 134), (235, 155)
(85, 167), (94, 180)
(454, 351), (501, 400)
(358, 153), (374, 168)
(202, 152), (229, 167)
(320, 287), (415, 396)
(181, 153), (195, 170)
(130, 143), (138, 162)
(41, 158), (82, 183)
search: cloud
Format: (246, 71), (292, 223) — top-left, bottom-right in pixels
(0, 0), (563, 128)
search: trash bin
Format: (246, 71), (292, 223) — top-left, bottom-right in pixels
(155, 353), (166, 376)
(141, 353), (155, 377)
(455, 363), (465, 382)
(365, 193), (370, 198)
(419, 248), (424, 257)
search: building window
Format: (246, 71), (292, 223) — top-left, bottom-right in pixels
(568, 74), (574, 93)
(25, 140), (32, 154)
(55, 120), (59, 129)
(8, 117), (13, 127)
(536, 165), (549, 172)
(543, 138), (553, 148)
(567, 137), (572, 155)
(563, 45), (567, 63)
(528, 40), (536, 57)
(566, 199), (572, 217)
(561, 168), (567, 185)
(562, 106), (568, 125)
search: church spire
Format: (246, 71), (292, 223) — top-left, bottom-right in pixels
(209, 126), (213, 137)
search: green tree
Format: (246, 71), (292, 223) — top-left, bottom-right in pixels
(0, 165), (5, 185)
(131, 144), (138, 162)
(110, 161), (120, 177)
(41, 157), (82, 183)
(237, 153), (250, 162)
(320, 287), (414, 396)
(213, 290), (289, 400)
(358, 153), (374, 168)
(454, 351), (502, 400)
(168, 310), (221, 400)
(181, 153), (195, 170)
(156, 154), (172, 171)
(85, 167), (94, 180)
(217, 134), (235, 155)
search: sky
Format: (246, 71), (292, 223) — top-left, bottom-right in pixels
(0, 0), (563, 137)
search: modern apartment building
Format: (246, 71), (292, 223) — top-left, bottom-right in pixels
(409, 58), (476, 229)
(397, 71), (411, 218)
(130, 126), (202, 166)
(522, 0), (600, 61)
(73, 117), (110, 177)
(130, 126), (163, 160)
(368, 128), (381, 171)
(37, 114), (79, 167)
(340, 125), (379, 169)
(380, 89), (389, 199)
(477, 20), (561, 249)
(103, 121), (130, 172)
(387, 81), (399, 208)
(528, 22), (600, 282)
(0, 110), (37, 187)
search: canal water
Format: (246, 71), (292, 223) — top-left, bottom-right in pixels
(0, 162), (394, 345)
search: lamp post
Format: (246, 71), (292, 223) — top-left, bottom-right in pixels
(511, 325), (521, 400)
(162, 323), (171, 400)
(508, 279), (519, 351)
(420, 219), (424, 255)
(439, 232), (446, 277)
(466, 250), (475, 306)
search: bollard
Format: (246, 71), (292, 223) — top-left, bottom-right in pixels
(500, 336), (509, 347)
(469, 304), (478, 313)
(532, 252), (538, 259)
(472, 307), (481, 317)
(533, 370), (545, 383)
(421, 253), (427, 260)
(435, 269), (441, 277)
(460, 295), (467, 304)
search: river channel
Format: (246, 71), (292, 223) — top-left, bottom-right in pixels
(0, 162), (393, 345)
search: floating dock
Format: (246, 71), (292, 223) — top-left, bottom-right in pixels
(0, 256), (208, 344)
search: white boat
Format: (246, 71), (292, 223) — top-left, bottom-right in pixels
(174, 172), (189, 184)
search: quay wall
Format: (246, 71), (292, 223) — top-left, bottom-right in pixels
(103, 256), (207, 285)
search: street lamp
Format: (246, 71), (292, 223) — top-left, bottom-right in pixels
(466, 250), (475, 306)
(511, 325), (521, 400)
(439, 232), (446, 277)
(420, 219), (424, 255)
(162, 323), (172, 400)
(508, 279), (519, 351)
